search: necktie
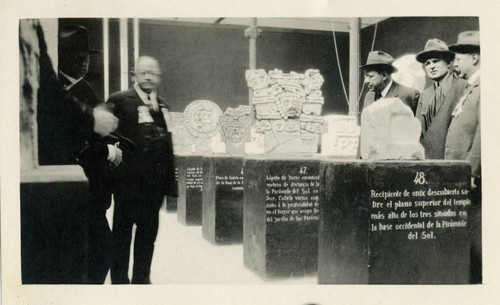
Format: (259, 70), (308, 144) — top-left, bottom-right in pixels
(375, 92), (382, 101)
(147, 95), (159, 112)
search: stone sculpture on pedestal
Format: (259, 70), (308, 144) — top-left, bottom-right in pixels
(168, 112), (195, 154)
(218, 105), (251, 155)
(361, 98), (424, 160)
(321, 115), (360, 158)
(246, 69), (327, 154)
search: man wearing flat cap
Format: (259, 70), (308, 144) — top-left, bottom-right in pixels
(415, 39), (467, 159)
(55, 25), (121, 284)
(445, 31), (481, 284)
(361, 50), (420, 114)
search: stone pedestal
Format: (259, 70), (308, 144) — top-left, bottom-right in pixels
(202, 155), (244, 245)
(243, 157), (321, 279)
(21, 166), (89, 284)
(166, 156), (179, 212)
(177, 155), (205, 225)
(318, 160), (472, 284)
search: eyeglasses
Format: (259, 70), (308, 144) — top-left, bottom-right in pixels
(135, 71), (162, 77)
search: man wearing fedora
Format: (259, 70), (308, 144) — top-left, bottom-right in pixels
(361, 50), (420, 115)
(445, 31), (481, 284)
(57, 25), (122, 284)
(415, 39), (467, 159)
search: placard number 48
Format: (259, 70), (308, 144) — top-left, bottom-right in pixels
(414, 172), (426, 184)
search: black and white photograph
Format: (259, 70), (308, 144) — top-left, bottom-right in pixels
(3, 0), (500, 304)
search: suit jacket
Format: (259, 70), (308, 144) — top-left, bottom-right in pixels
(363, 81), (420, 115)
(36, 45), (96, 165)
(108, 88), (177, 197)
(416, 72), (467, 159)
(445, 77), (481, 178)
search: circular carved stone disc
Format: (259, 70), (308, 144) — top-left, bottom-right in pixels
(183, 100), (223, 137)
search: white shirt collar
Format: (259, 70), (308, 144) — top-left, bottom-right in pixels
(133, 83), (159, 110)
(381, 79), (393, 97)
(59, 71), (83, 89)
(468, 69), (480, 86)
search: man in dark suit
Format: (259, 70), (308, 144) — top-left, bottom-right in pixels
(361, 51), (420, 114)
(415, 39), (467, 159)
(445, 31), (481, 283)
(57, 25), (121, 284)
(109, 56), (177, 284)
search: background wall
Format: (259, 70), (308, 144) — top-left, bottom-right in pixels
(138, 20), (349, 114)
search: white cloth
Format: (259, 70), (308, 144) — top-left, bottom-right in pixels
(59, 71), (83, 90)
(107, 144), (118, 162)
(451, 69), (480, 118)
(380, 79), (393, 98)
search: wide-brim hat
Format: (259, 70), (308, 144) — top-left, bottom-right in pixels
(416, 38), (455, 63)
(448, 31), (480, 54)
(360, 50), (397, 73)
(59, 25), (101, 55)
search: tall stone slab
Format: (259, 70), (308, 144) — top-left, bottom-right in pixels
(177, 155), (205, 225)
(318, 160), (472, 284)
(202, 156), (244, 244)
(243, 157), (321, 278)
(165, 155), (179, 212)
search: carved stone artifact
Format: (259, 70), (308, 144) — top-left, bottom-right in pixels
(361, 98), (424, 160)
(218, 105), (251, 155)
(321, 115), (360, 158)
(245, 69), (327, 154)
(183, 100), (223, 154)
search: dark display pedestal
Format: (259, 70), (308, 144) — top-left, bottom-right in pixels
(21, 180), (89, 284)
(202, 155), (244, 245)
(166, 156), (179, 212)
(177, 155), (204, 225)
(318, 160), (472, 284)
(243, 157), (321, 279)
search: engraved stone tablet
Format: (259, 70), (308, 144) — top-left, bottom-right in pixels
(245, 127), (265, 155)
(321, 115), (360, 157)
(243, 157), (321, 278)
(169, 112), (194, 154)
(361, 98), (424, 160)
(318, 160), (471, 284)
(177, 155), (205, 225)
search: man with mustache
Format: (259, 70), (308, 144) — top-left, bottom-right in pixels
(108, 56), (176, 284)
(361, 51), (420, 115)
(445, 31), (481, 283)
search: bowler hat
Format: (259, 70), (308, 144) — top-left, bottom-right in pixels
(416, 39), (455, 63)
(448, 31), (480, 54)
(360, 51), (397, 73)
(59, 25), (101, 55)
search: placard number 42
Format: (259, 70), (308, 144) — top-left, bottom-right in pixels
(414, 172), (427, 184)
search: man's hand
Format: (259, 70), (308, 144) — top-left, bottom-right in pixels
(107, 143), (123, 168)
(93, 106), (118, 136)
